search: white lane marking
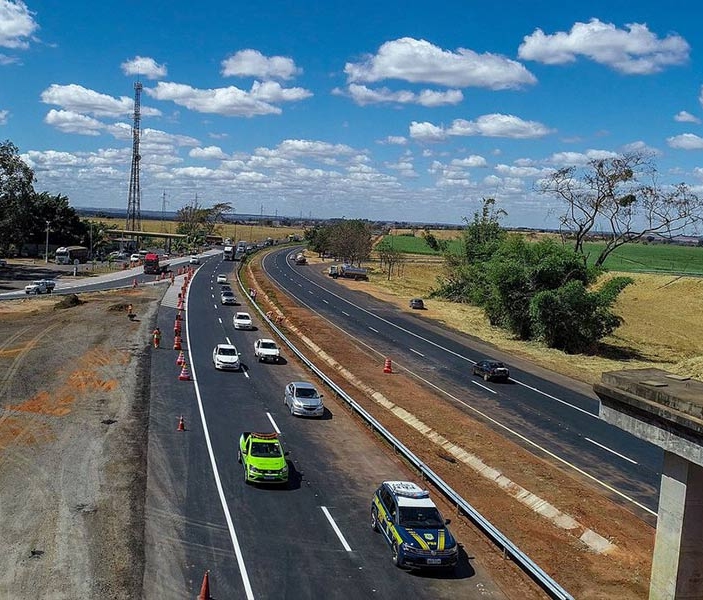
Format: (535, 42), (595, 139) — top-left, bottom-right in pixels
(262, 254), (657, 517)
(308, 290), (314, 295)
(320, 506), (352, 552)
(341, 311), (350, 317)
(586, 438), (638, 465)
(266, 412), (281, 434)
(218, 317), (222, 324)
(184, 287), (255, 600)
(272, 257), (599, 418)
(214, 304), (218, 309)
(243, 369), (250, 379)
(409, 348), (424, 357)
(369, 327), (379, 333)
(226, 336), (232, 345)
(322, 299), (329, 304)
(471, 380), (497, 394)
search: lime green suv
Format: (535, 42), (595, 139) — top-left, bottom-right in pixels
(238, 432), (289, 484)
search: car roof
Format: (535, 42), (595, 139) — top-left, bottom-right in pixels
(221, 290), (234, 295)
(290, 381), (317, 390)
(258, 338), (277, 344)
(216, 343), (238, 351)
(382, 481), (435, 507)
(235, 312), (251, 317)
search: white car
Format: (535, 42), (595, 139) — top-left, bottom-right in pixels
(233, 312), (253, 330)
(25, 280), (49, 294)
(130, 253), (141, 263)
(189, 255), (200, 264)
(254, 338), (281, 362)
(220, 290), (237, 305)
(216, 274), (227, 284)
(212, 343), (241, 370)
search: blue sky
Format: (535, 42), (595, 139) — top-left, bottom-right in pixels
(1, 1), (702, 228)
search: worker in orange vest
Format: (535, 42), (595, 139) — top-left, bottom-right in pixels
(152, 327), (162, 348)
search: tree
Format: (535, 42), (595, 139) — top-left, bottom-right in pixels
(327, 220), (372, 265)
(377, 239), (405, 280)
(539, 151), (702, 267)
(176, 200), (233, 244)
(0, 140), (35, 255)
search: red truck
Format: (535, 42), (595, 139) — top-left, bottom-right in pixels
(143, 253), (169, 275)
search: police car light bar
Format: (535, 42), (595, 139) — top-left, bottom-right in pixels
(387, 481), (430, 499)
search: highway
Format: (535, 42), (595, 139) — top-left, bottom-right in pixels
(261, 247), (664, 520)
(142, 254), (509, 598)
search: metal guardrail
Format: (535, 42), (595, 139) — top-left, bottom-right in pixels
(237, 251), (574, 600)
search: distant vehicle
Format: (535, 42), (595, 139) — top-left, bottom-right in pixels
(294, 253), (307, 265)
(143, 252), (168, 275)
(24, 279), (55, 294)
(371, 481), (458, 570)
(234, 248), (246, 261)
(223, 246), (234, 261)
(55, 246), (89, 265)
(0, 259), (7, 268)
(189, 255), (200, 265)
(238, 431), (288, 485)
(284, 381), (324, 417)
(220, 290), (237, 305)
(129, 253), (141, 264)
(108, 251), (127, 260)
(233, 312), (253, 330)
(212, 343), (241, 370)
(216, 274), (228, 284)
(220, 283), (232, 292)
(409, 298), (425, 309)
(472, 360), (510, 382)
(236, 240), (248, 253)
(254, 338), (281, 363)
(328, 264), (368, 281)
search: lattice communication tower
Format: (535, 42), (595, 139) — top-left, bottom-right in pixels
(125, 81), (143, 233)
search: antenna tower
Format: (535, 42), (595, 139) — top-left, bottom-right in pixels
(125, 81), (143, 233)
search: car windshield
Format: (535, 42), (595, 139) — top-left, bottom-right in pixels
(236, 314), (250, 320)
(218, 347), (238, 356)
(250, 442), (281, 457)
(488, 362), (506, 369)
(260, 342), (277, 349)
(295, 387), (318, 398)
(398, 507), (444, 528)
(222, 291), (234, 297)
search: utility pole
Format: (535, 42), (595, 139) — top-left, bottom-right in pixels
(161, 190), (167, 232)
(125, 81), (143, 239)
(45, 221), (50, 263)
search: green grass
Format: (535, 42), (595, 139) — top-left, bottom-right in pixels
(379, 235), (462, 255)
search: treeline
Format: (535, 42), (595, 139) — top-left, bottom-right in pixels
(304, 219), (372, 265)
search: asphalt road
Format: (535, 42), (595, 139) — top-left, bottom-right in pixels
(261, 247), (664, 521)
(143, 254), (507, 599)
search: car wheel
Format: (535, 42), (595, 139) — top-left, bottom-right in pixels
(391, 542), (402, 568)
(483, 373), (490, 382)
(243, 467), (250, 485)
(371, 507), (379, 532)
(289, 403), (295, 416)
(237, 450), (242, 464)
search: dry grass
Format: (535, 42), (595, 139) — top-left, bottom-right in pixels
(353, 258), (703, 385)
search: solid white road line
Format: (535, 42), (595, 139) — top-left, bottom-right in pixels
(409, 348), (425, 357)
(320, 507), (353, 552)
(471, 380), (497, 394)
(267, 412), (281, 434)
(586, 438), (638, 464)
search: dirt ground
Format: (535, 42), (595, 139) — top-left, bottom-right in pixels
(244, 256), (656, 600)
(0, 255), (655, 599)
(0, 286), (160, 598)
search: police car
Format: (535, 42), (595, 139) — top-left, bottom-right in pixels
(371, 481), (458, 569)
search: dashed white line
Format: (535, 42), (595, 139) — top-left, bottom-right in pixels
(322, 299), (329, 304)
(369, 327), (379, 333)
(218, 317), (222, 324)
(341, 311), (350, 317)
(308, 290), (314, 295)
(585, 438), (638, 464)
(243, 370), (250, 379)
(409, 348), (425, 357)
(266, 412), (281, 434)
(320, 507), (352, 552)
(226, 337), (232, 345)
(471, 380), (496, 394)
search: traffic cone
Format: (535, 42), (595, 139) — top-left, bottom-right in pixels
(178, 362), (191, 381)
(177, 415), (186, 431)
(383, 357), (393, 373)
(176, 350), (185, 366)
(173, 335), (182, 351)
(174, 318), (181, 333)
(197, 570), (211, 600)
(132, 278), (138, 288)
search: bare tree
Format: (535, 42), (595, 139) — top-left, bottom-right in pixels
(539, 152), (702, 267)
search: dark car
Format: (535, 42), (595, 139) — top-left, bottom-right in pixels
(409, 298), (424, 309)
(472, 359), (510, 382)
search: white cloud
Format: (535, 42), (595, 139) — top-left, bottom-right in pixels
(44, 109), (104, 135)
(667, 133), (703, 150)
(451, 155), (488, 168)
(189, 146), (228, 160)
(221, 49), (301, 80)
(494, 163), (545, 177)
(341, 83), (462, 107)
(674, 111), (700, 124)
(519, 19), (689, 75)
(146, 81), (311, 117)
(255, 139), (358, 160)
(548, 149), (620, 166)
(0, 108), (8, 124)
(0, 0), (38, 50)
(411, 114), (552, 141)
(22, 149), (83, 168)
(345, 37), (536, 89)
(378, 135), (407, 145)
(41, 84), (162, 118)
(121, 56), (167, 79)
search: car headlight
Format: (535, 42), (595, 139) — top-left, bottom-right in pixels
(281, 465), (289, 473)
(401, 543), (422, 554)
(248, 466), (262, 473)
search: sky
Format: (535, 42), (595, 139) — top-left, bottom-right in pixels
(1, 1), (703, 229)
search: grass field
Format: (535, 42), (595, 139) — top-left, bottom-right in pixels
(380, 233), (703, 275)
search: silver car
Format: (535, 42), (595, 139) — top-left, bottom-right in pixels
(284, 381), (324, 418)
(220, 290), (237, 305)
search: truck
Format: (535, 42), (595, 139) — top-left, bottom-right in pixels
(238, 431), (289, 484)
(143, 253), (169, 274)
(55, 246), (89, 265)
(294, 253), (307, 265)
(24, 279), (56, 294)
(254, 338), (281, 363)
(328, 263), (368, 280)
(223, 245), (234, 261)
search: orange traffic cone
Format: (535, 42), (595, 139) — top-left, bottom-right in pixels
(177, 415), (186, 431)
(178, 362), (191, 381)
(176, 350), (185, 366)
(132, 278), (138, 288)
(383, 357), (393, 373)
(173, 335), (182, 351)
(197, 570), (210, 599)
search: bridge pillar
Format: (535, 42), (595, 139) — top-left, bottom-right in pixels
(594, 369), (703, 600)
